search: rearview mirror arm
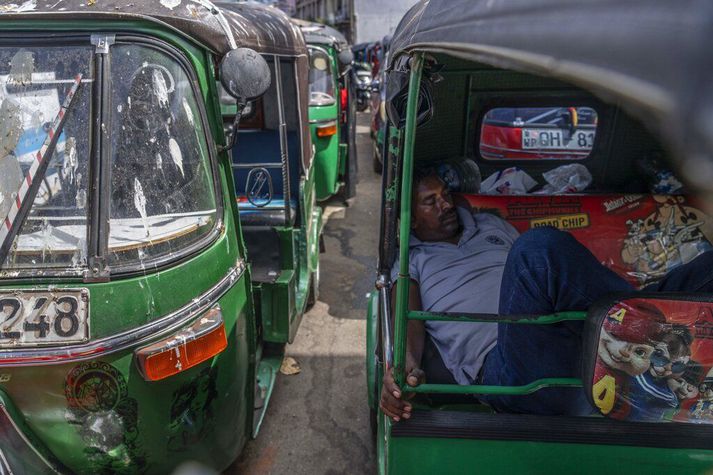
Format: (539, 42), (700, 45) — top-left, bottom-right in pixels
(219, 99), (246, 153)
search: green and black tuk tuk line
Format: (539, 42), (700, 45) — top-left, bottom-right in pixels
(0, 0), (318, 473)
(367, 0), (713, 473)
(293, 19), (358, 203)
(218, 2), (323, 346)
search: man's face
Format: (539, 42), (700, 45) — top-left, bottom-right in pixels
(411, 175), (460, 242)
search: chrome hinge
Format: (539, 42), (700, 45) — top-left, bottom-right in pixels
(91, 34), (116, 55)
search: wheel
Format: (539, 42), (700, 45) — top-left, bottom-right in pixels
(372, 138), (383, 174)
(305, 261), (320, 311)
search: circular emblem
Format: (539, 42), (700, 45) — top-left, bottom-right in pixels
(65, 361), (128, 413)
(485, 235), (505, 245)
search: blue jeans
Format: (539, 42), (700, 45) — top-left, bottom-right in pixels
(479, 227), (713, 416)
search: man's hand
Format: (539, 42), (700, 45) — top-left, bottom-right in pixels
(379, 366), (426, 422)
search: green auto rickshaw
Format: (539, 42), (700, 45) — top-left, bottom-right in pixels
(367, 0), (713, 473)
(218, 2), (322, 347)
(293, 19), (358, 202)
(0, 1), (310, 473)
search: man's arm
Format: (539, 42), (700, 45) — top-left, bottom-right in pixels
(380, 279), (426, 422)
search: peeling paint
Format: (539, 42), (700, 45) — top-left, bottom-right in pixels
(160, 0), (181, 10)
(0, 0), (37, 13)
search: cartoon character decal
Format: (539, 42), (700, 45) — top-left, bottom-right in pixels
(592, 298), (713, 424)
(593, 302), (665, 417)
(461, 194), (713, 287)
(621, 196), (713, 284)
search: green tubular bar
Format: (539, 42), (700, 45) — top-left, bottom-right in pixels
(390, 52), (583, 398)
(393, 52), (425, 388)
(407, 311), (587, 324)
(403, 379), (583, 395)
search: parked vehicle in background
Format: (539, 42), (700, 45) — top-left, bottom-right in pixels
(480, 106), (598, 160)
(218, 0), (322, 378)
(367, 0), (713, 474)
(354, 62), (373, 112)
(0, 1), (316, 473)
(369, 35), (392, 174)
(293, 19), (358, 202)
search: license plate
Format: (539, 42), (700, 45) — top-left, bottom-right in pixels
(522, 128), (595, 150)
(0, 289), (89, 347)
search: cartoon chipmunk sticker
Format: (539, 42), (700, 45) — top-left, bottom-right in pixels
(622, 196), (713, 284)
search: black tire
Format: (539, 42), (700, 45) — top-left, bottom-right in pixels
(305, 261), (320, 311)
(372, 138), (383, 174)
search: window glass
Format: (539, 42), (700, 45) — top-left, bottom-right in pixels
(0, 46), (93, 271)
(308, 48), (335, 106)
(109, 44), (217, 266)
(480, 106), (598, 160)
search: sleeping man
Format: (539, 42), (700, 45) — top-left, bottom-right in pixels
(379, 169), (713, 420)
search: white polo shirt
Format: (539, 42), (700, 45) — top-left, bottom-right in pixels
(392, 207), (519, 384)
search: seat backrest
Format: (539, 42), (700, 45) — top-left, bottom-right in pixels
(583, 294), (713, 424)
(460, 194), (713, 288)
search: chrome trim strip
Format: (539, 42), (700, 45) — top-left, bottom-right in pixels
(0, 260), (245, 367)
(309, 118), (338, 125)
(379, 280), (393, 369)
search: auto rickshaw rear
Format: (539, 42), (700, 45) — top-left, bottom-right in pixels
(293, 19), (358, 202)
(217, 3), (322, 356)
(368, 0), (713, 473)
(0, 1), (274, 472)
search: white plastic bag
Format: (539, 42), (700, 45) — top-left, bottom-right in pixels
(481, 167), (538, 195)
(538, 164), (592, 193)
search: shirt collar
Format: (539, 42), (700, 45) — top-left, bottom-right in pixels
(409, 207), (478, 248)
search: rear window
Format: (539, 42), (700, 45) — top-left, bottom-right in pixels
(480, 106), (598, 160)
(308, 47), (335, 106)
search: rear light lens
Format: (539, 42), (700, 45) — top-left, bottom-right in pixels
(135, 307), (228, 381)
(316, 121), (338, 137)
(340, 88), (348, 111)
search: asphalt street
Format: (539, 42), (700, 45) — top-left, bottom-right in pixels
(231, 111), (380, 474)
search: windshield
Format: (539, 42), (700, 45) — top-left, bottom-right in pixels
(0, 46), (93, 271)
(109, 44), (217, 266)
(308, 48), (335, 106)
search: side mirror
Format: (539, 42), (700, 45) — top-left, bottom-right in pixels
(338, 49), (354, 66)
(219, 48), (271, 102)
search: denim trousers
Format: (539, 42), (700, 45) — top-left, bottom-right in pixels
(479, 227), (713, 415)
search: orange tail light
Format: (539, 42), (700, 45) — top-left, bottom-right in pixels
(316, 121), (338, 137)
(135, 307), (228, 381)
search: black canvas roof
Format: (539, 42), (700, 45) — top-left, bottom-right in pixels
(388, 0), (713, 193)
(0, 0), (305, 56)
(292, 18), (349, 51)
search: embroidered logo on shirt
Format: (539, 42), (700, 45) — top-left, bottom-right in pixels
(485, 235), (505, 245)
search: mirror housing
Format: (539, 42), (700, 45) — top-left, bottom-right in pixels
(219, 48), (271, 102)
(338, 49), (354, 66)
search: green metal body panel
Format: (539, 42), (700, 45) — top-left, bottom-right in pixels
(307, 44), (346, 201)
(256, 164), (322, 344)
(0, 20), (261, 474)
(384, 432), (713, 475)
(366, 291), (379, 410)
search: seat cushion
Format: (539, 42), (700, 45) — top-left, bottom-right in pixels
(460, 194), (713, 287)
